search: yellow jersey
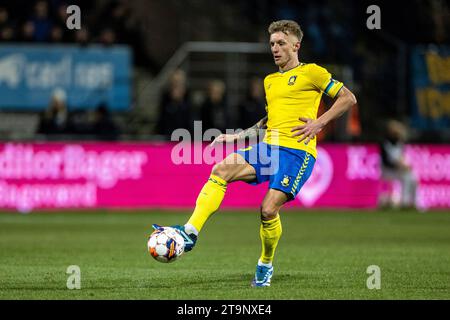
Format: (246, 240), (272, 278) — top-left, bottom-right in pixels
(263, 63), (344, 159)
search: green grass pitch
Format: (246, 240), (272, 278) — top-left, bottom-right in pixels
(0, 209), (449, 299)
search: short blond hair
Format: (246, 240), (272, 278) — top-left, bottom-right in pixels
(268, 20), (303, 43)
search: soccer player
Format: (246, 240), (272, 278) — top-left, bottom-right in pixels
(153, 20), (357, 287)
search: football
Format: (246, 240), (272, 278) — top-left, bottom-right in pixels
(147, 227), (185, 263)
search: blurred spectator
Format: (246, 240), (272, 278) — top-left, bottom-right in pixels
(37, 88), (75, 135)
(55, 2), (69, 27)
(346, 105), (362, 142)
(30, 0), (52, 41)
(21, 21), (35, 42)
(156, 69), (193, 136)
(304, 5), (326, 59)
(50, 25), (63, 43)
(99, 27), (116, 46)
(237, 77), (266, 129)
(52, 2), (70, 42)
(99, 1), (130, 42)
(200, 79), (229, 132)
(0, 7), (15, 41)
(0, 25), (14, 41)
(74, 27), (90, 46)
(430, 0), (449, 44)
(0, 7), (9, 28)
(380, 119), (418, 209)
(88, 103), (120, 141)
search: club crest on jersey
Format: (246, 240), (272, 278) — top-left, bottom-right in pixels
(287, 75), (297, 86)
(281, 175), (291, 187)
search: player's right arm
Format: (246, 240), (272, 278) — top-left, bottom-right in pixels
(210, 115), (268, 146)
(292, 86), (356, 144)
(291, 64), (357, 144)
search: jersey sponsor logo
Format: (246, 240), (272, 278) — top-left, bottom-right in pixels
(287, 75), (297, 86)
(281, 175), (292, 187)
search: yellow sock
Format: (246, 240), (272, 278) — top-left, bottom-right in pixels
(187, 174), (227, 232)
(259, 214), (282, 264)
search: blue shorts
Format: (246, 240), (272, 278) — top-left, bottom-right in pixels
(235, 142), (316, 201)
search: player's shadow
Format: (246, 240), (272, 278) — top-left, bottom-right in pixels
(2, 286), (75, 291)
(140, 274), (250, 289)
(142, 273), (300, 289)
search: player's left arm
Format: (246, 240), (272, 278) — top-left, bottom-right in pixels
(210, 115), (268, 146)
(291, 86), (357, 144)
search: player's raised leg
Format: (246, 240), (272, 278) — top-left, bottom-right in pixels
(252, 189), (287, 287)
(156, 153), (256, 251)
(187, 153), (255, 229)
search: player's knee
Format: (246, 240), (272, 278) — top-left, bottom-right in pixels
(260, 204), (279, 221)
(211, 162), (232, 182)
